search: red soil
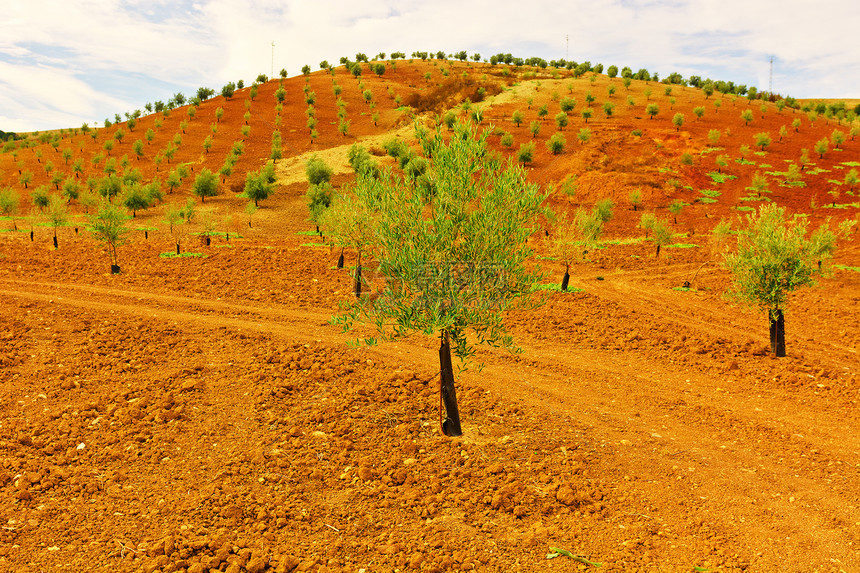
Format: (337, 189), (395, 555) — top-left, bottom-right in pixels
(1, 60), (859, 573)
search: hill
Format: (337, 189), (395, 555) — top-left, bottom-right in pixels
(1, 58), (859, 573)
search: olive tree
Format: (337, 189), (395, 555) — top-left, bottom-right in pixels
(551, 207), (603, 290)
(0, 187), (20, 230)
(646, 103), (659, 119)
(191, 168), (219, 202)
(89, 200), (129, 273)
(721, 204), (839, 357)
(320, 192), (377, 283)
(331, 122), (548, 437)
(814, 137), (829, 159)
(755, 132), (772, 151)
(44, 194), (68, 248)
(242, 161), (276, 206)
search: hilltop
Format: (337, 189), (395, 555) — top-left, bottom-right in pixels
(1, 58), (859, 573)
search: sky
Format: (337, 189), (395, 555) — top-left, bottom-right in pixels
(1, 0), (858, 133)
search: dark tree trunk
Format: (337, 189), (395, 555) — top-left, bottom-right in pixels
(656, 244), (661, 257)
(30, 230), (34, 241)
(144, 230), (148, 240)
(226, 233), (229, 241)
(53, 234), (58, 249)
(353, 264), (362, 298)
(769, 309), (786, 357)
(176, 243), (180, 255)
(337, 248), (344, 269)
(561, 268), (570, 291)
(111, 264), (121, 275)
(439, 331), (462, 437)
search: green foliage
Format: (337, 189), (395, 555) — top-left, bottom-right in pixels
(191, 168), (219, 202)
(242, 162), (275, 206)
(603, 102), (615, 117)
(755, 132), (772, 151)
(552, 208), (604, 267)
(814, 137), (829, 159)
(306, 155), (333, 186)
(347, 144), (380, 178)
(577, 128), (591, 144)
(306, 183), (333, 225)
(121, 183), (151, 217)
(319, 192), (376, 261)
(629, 188), (643, 210)
(723, 204), (837, 317)
(831, 129), (846, 149)
(593, 198), (614, 223)
(645, 103), (659, 119)
(546, 132), (566, 155)
(88, 200), (129, 266)
(559, 97), (576, 113)
(45, 193), (68, 233)
(0, 187), (20, 222)
(672, 113), (684, 131)
(95, 174), (121, 201)
(517, 142), (535, 163)
(331, 122), (548, 365)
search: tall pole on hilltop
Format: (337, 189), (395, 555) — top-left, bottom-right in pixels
(769, 56), (774, 95)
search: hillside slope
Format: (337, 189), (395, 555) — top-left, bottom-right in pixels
(1, 60), (859, 573)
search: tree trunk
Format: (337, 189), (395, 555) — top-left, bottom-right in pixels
(656, 244), (661, 257)
(30, 230), (34, 241)
(560, 267), (570, 291)
(53, 234), (58, 249)
(176, 242), (180, 255)
(439, 331), (462, 437)
(337, 248), (344, 269)
(353, 264), (362, 298)
(769, 309), (786, 357)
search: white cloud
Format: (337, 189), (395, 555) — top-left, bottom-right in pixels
(0, 0), (857, 132)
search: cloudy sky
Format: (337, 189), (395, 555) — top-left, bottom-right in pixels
(1, 0), (857, 133)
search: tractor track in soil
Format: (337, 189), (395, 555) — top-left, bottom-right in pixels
(3, 274), (860, 571)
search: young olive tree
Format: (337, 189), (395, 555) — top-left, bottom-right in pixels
(551, 207), (603, 290)
(320, 192), (377, 285)
(192, 168), (219, 202)
(0, 187), (20, 230)
(242, 161), (276, 206)
(45, 194), (68, 248)
(89, 200), (129, 273)
(722, 204), (839, 357)
(331, 122), (548, 437)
